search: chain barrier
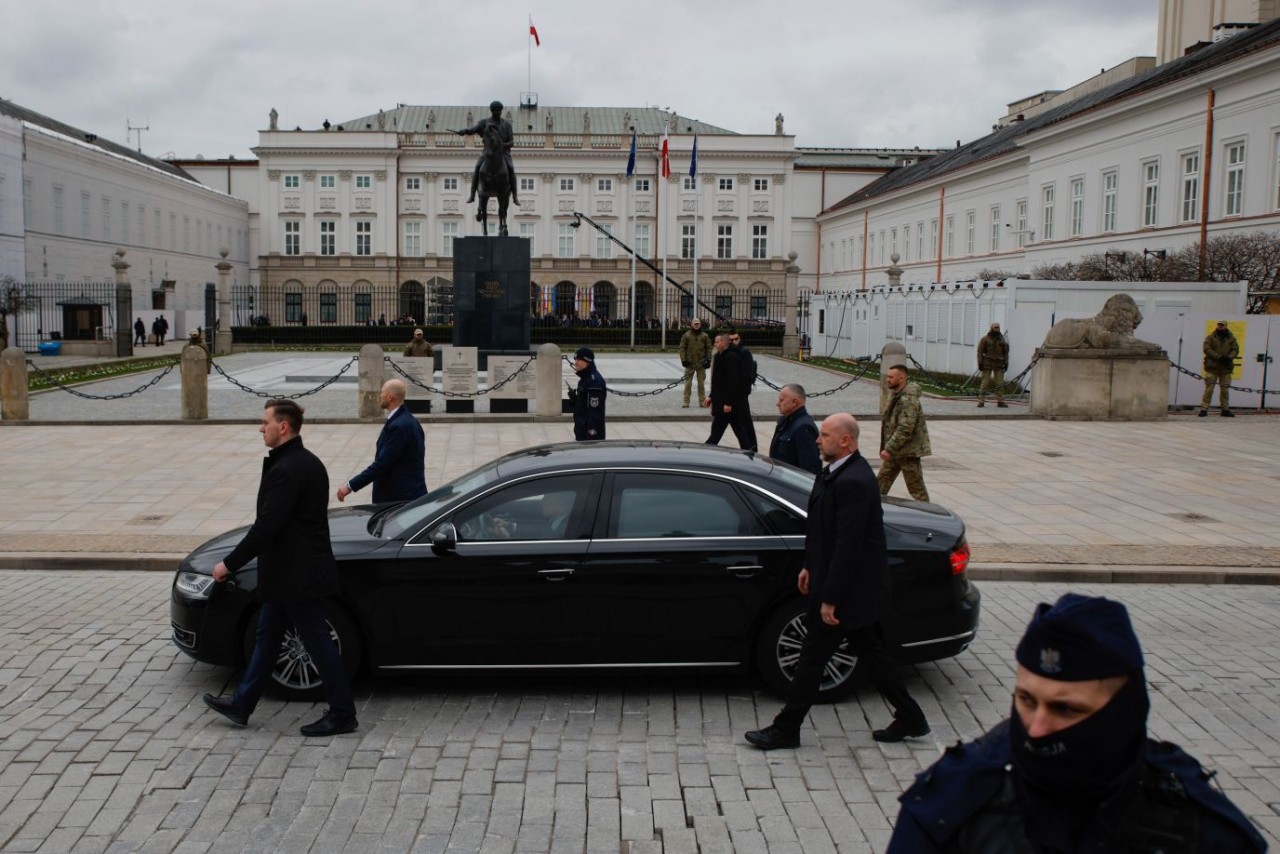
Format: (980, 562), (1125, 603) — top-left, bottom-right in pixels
(26, 358), (178, 400)
(385, 355), (536, 398)
(904, 353), (1039, 399)
(212, 357), (358, 399)
(1168, 360), (1280, 395)
(759, 354), (883, 398)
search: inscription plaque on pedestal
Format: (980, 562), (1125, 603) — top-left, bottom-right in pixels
(487, 355), (536, 413)
(453, 236), (531, 351)
(440, 346), (478, 414)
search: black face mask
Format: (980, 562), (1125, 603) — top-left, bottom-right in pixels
(1215, 328), (1229, 337)
(1009, 673), (1149, 800)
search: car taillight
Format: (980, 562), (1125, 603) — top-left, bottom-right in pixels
(949, 541), (971, 576)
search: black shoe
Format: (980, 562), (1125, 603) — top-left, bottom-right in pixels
(872, 719), (930, 743)
(976, 401), (985, 408)
(996, 401), (1008, 408)
(300, 711), (358, 737)
(1198, 409), (1208, 417)
(1221, 409), (1234, 417)
(744, 725), (800, 750)
(203, 694), (248, 727)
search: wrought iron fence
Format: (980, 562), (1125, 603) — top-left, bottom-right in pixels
(2, 280), (118, 352)
(230, 283), (792, 349)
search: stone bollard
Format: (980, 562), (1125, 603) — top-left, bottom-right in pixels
(181, 344), (208, 420)
(358, 344), (385, 419)
(535, 343), (562, 418)
(879, 341), (907, 414)
(2, 347), (29, 421)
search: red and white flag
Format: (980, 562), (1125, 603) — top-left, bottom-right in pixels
(659, 128), (671, 179)
(529, 16), (540, 46)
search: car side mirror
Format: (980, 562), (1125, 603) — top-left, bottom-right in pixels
(431, 522), (458, 555)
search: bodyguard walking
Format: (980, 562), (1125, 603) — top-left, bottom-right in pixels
(678, 318), (711, 408)
(1200, 320), (1239, 417)
(878, 365), (931, 502)
(337, 379), (427, 504)
(745, 413), (930, 749)
(976, 322), (1009, 407)
(704, 331), (756, 450)
(203, 399), (358, 737)
(570, 346), (606, 440)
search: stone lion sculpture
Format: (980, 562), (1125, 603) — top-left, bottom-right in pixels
(1041, 294), (1162, 351)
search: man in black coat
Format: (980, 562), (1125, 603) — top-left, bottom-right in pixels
(745, 412), (928, 749)
(704, 332), (757, 450)
(337, 379), (427, 504)
(769, 383), (820, 474)
(203, 399), (358, 738)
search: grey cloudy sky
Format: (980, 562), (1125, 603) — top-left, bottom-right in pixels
(2, 0), (1155, 160)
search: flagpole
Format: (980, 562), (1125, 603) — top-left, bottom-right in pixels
(629, 181), (637, 351)
(691, 135), (699, 322)
(527, 15), (532, 97)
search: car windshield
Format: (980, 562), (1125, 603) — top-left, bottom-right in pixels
(378, 464), (502, 539)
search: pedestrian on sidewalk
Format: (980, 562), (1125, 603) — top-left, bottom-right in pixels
(704, 331), (756, 451)
(769, 383), (820, 474)
(745, 413), (929, 750)
(678, 318), (711, 408)
(888, 593), (1266, 852)
(569, 346), (606, 440)
(133, 317), (146, 347)
(337, 379), (427, 504)
(729, 331), (758, 448)
(878, 365), (931, 502)
(152, 315), (168, 346)
(203, 399), (358, 738)
(1200, 320), (1239, 417)
(976, 322), (1009, 407)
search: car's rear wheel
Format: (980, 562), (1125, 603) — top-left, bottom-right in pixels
(241, 604), (362, 701)
(756, 602), (861, 702)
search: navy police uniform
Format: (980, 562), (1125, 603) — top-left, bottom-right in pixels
(888, 594), (1266, 852)
(570, 346), (607, 441)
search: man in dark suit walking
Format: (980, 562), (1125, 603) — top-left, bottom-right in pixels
(337, 379), (427, 504)
(703, 331), (756, 451)
(203, 399), (358, 737)
(745, 412), (929, 749)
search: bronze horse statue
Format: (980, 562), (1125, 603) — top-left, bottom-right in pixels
(476, 123), (511, 237)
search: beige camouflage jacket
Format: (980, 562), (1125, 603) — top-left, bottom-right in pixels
(881, 382), (932, 459)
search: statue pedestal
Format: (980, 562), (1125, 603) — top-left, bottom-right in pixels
(1031, 348), (1169, 420)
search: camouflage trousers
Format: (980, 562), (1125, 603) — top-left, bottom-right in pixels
(683, 366), (707, 406)
(978, 368), (1005, 402)
(1201, 371), (1231, 410)
(877, 456), (930, 503)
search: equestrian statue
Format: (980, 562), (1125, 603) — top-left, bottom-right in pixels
(455, 101), (520, 237)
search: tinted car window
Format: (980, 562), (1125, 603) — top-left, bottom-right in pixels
(743, 491), (807, 536)
(381, 465), (500, 540)
(610, 473), (769, 538)
(453, 475), (595, 542)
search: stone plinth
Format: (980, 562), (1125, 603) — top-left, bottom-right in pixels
(357, 344), (385, 419)
(1031, 348), (1169, 420)
(1, 347), (28, 421)
(180, 345), (208, 420)
(535, 343), (562, 418)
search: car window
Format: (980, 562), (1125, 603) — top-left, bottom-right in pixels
(609, 473), (769, 538)
(743, 491), (806, 536)
(381, 465), (501, 540)
(453, 475), (595, 542)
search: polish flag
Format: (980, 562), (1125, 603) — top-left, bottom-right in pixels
(529, 17), (540, 46)
(660, 129), (671, 179)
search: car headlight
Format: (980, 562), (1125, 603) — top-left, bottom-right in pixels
(176, 571), (216, 600)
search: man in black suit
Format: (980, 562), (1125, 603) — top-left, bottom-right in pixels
(703, 332), (756, 451)
(745, 412), (929, 749)
(203, 399), (358, 738)
(337, 379), (427, 504)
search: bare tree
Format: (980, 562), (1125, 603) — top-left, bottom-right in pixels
(0, 277), (39, 351)
(1031, 232), (1280, 311)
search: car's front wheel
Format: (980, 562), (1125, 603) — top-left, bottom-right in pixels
(755, 602), (860, 702)
(241, 604), (362, 701)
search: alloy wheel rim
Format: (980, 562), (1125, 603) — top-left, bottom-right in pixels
(776, 614), (858, 692)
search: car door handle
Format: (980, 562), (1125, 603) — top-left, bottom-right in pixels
(727, 565), (763, 579)
(538, 568), (575, 582)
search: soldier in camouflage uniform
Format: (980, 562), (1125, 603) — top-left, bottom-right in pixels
(878, 365), (931, 502)
(678, 319), (712, 408)
(1199, 320), (1239, 417)
(976, 322), (1009, 407)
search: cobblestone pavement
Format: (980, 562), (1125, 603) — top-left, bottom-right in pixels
(0, 573), (1275, 852)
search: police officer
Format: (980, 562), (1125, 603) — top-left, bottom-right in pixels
(888, 593), (1266, 852)
(569, 346), (606, 440)
(1200, 320), (1239, 417)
